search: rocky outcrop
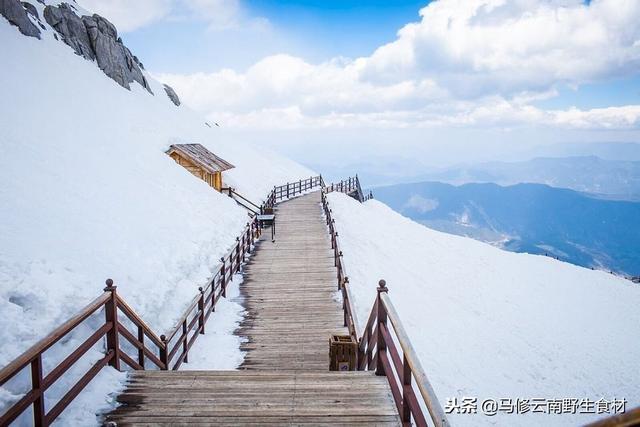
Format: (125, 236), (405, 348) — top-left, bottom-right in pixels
(163, 84), (181, 106)
(0, 0), (40, 38)
(43, 3), (93, 59)
(82, 14), (150, 92)
(43, 3), (152, 93)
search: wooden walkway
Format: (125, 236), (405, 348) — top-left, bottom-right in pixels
(238, 191), (346, 370)
(106, 191), (399, 426)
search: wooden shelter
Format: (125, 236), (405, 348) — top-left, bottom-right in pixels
(166, 143), (234, 191)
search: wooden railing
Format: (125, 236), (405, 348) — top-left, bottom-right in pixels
(0, 217), (262, 426)
(223, 187), (262, 216)
(325, 175), (373, 202)
(322, 183), (447, 427)
(359, 281), (448, 427)
(587, 406), (640, 426)
(261, 175), (324, 213)
(321, 189), (360, 340)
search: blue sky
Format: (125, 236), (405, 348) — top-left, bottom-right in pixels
(119, 0), (430, 73)
(534, 76), (640, 110)
(248, 0), (429, 60)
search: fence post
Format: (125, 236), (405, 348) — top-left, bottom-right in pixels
(104, 279), (120, 370)
(342, 277), (349, 327)
(235, 237), (241, 272)
(182, 320), (188, 363)
(375, 279), (388, 376)
(137, 325), (145, 369)
(246, 223), (251, 254)
(198, 287), (205, 335)
(402, 354), (411, 422)
(31, 355), (45, 427)
(220, 257), (227, 297)
(334, 233), (339, 265)
(160, 335), (168, 370)
(286, 182), (290, 199)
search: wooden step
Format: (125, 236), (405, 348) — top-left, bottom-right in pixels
(106, 370), (400, 426)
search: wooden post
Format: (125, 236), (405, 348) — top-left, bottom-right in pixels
(342, 277), (349, 327)
(198, 287), (205, 334)
(160, 335), (168, 370)
(286, 182), (290, 199)
(31, 355), (45, 427)
(182, 320), (188, 363)
(137, 325), (145, 368)
(402, 354), (412, 422)
(246, 223), (251, 253)
(241, 234), (246, 261)
(337, 251), (343, 283)
(220, 257), (227, 297)
(104, 279), (120, 370)
(235, 237), (241, 272)
(334, 233), (339, 266)
(375, 279), (388, 376)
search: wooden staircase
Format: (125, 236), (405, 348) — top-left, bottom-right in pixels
(106, 371), (400, 426)
(104, 192), (400, 426)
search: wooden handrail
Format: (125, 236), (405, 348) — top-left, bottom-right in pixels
(0, 214), (263, 425)
(586, 406), (640, 426)
(0, 292), (111, 385)
(225, 187), (261, 214)
(379, 292), (448, 427)
(356, 280), (448, 427)
(320, 188), (361, 342)
(324, 175), (371, 202)
(261, 175), (323, 213)
(115, 294), (164, 348)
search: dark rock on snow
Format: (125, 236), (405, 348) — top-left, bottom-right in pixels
(44, 3), (94, 60)
(163, 84), (181, 106)
(0, 0), (41, 38)
(43, 3), (152, 93)
(21, 1), (37, 19)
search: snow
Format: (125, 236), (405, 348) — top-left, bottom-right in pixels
(0, 3), (313, 425)
(182, 272), (246, 370)
(327, 192), (640, 427)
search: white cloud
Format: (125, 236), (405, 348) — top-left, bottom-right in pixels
(156, 0), (640, 131)
(552, 105), (640, 129)
(405, 195), (439, 213)
(363, 0), (640, 96)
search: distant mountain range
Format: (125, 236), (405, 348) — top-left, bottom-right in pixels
(372, 181), (640, 277)
(418, 156), (640, 201)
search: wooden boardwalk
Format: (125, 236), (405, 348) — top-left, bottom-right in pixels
(106, 191), (400, 426)
(238, 191), (346, 370)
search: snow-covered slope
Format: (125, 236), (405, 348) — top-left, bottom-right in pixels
(327, 193), (640, 427)
(0, 2), (312, 424)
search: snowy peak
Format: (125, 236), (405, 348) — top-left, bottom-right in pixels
(0, 0), (183, 101)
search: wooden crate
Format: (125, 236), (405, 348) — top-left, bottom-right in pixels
(329, 335), (357, 371)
